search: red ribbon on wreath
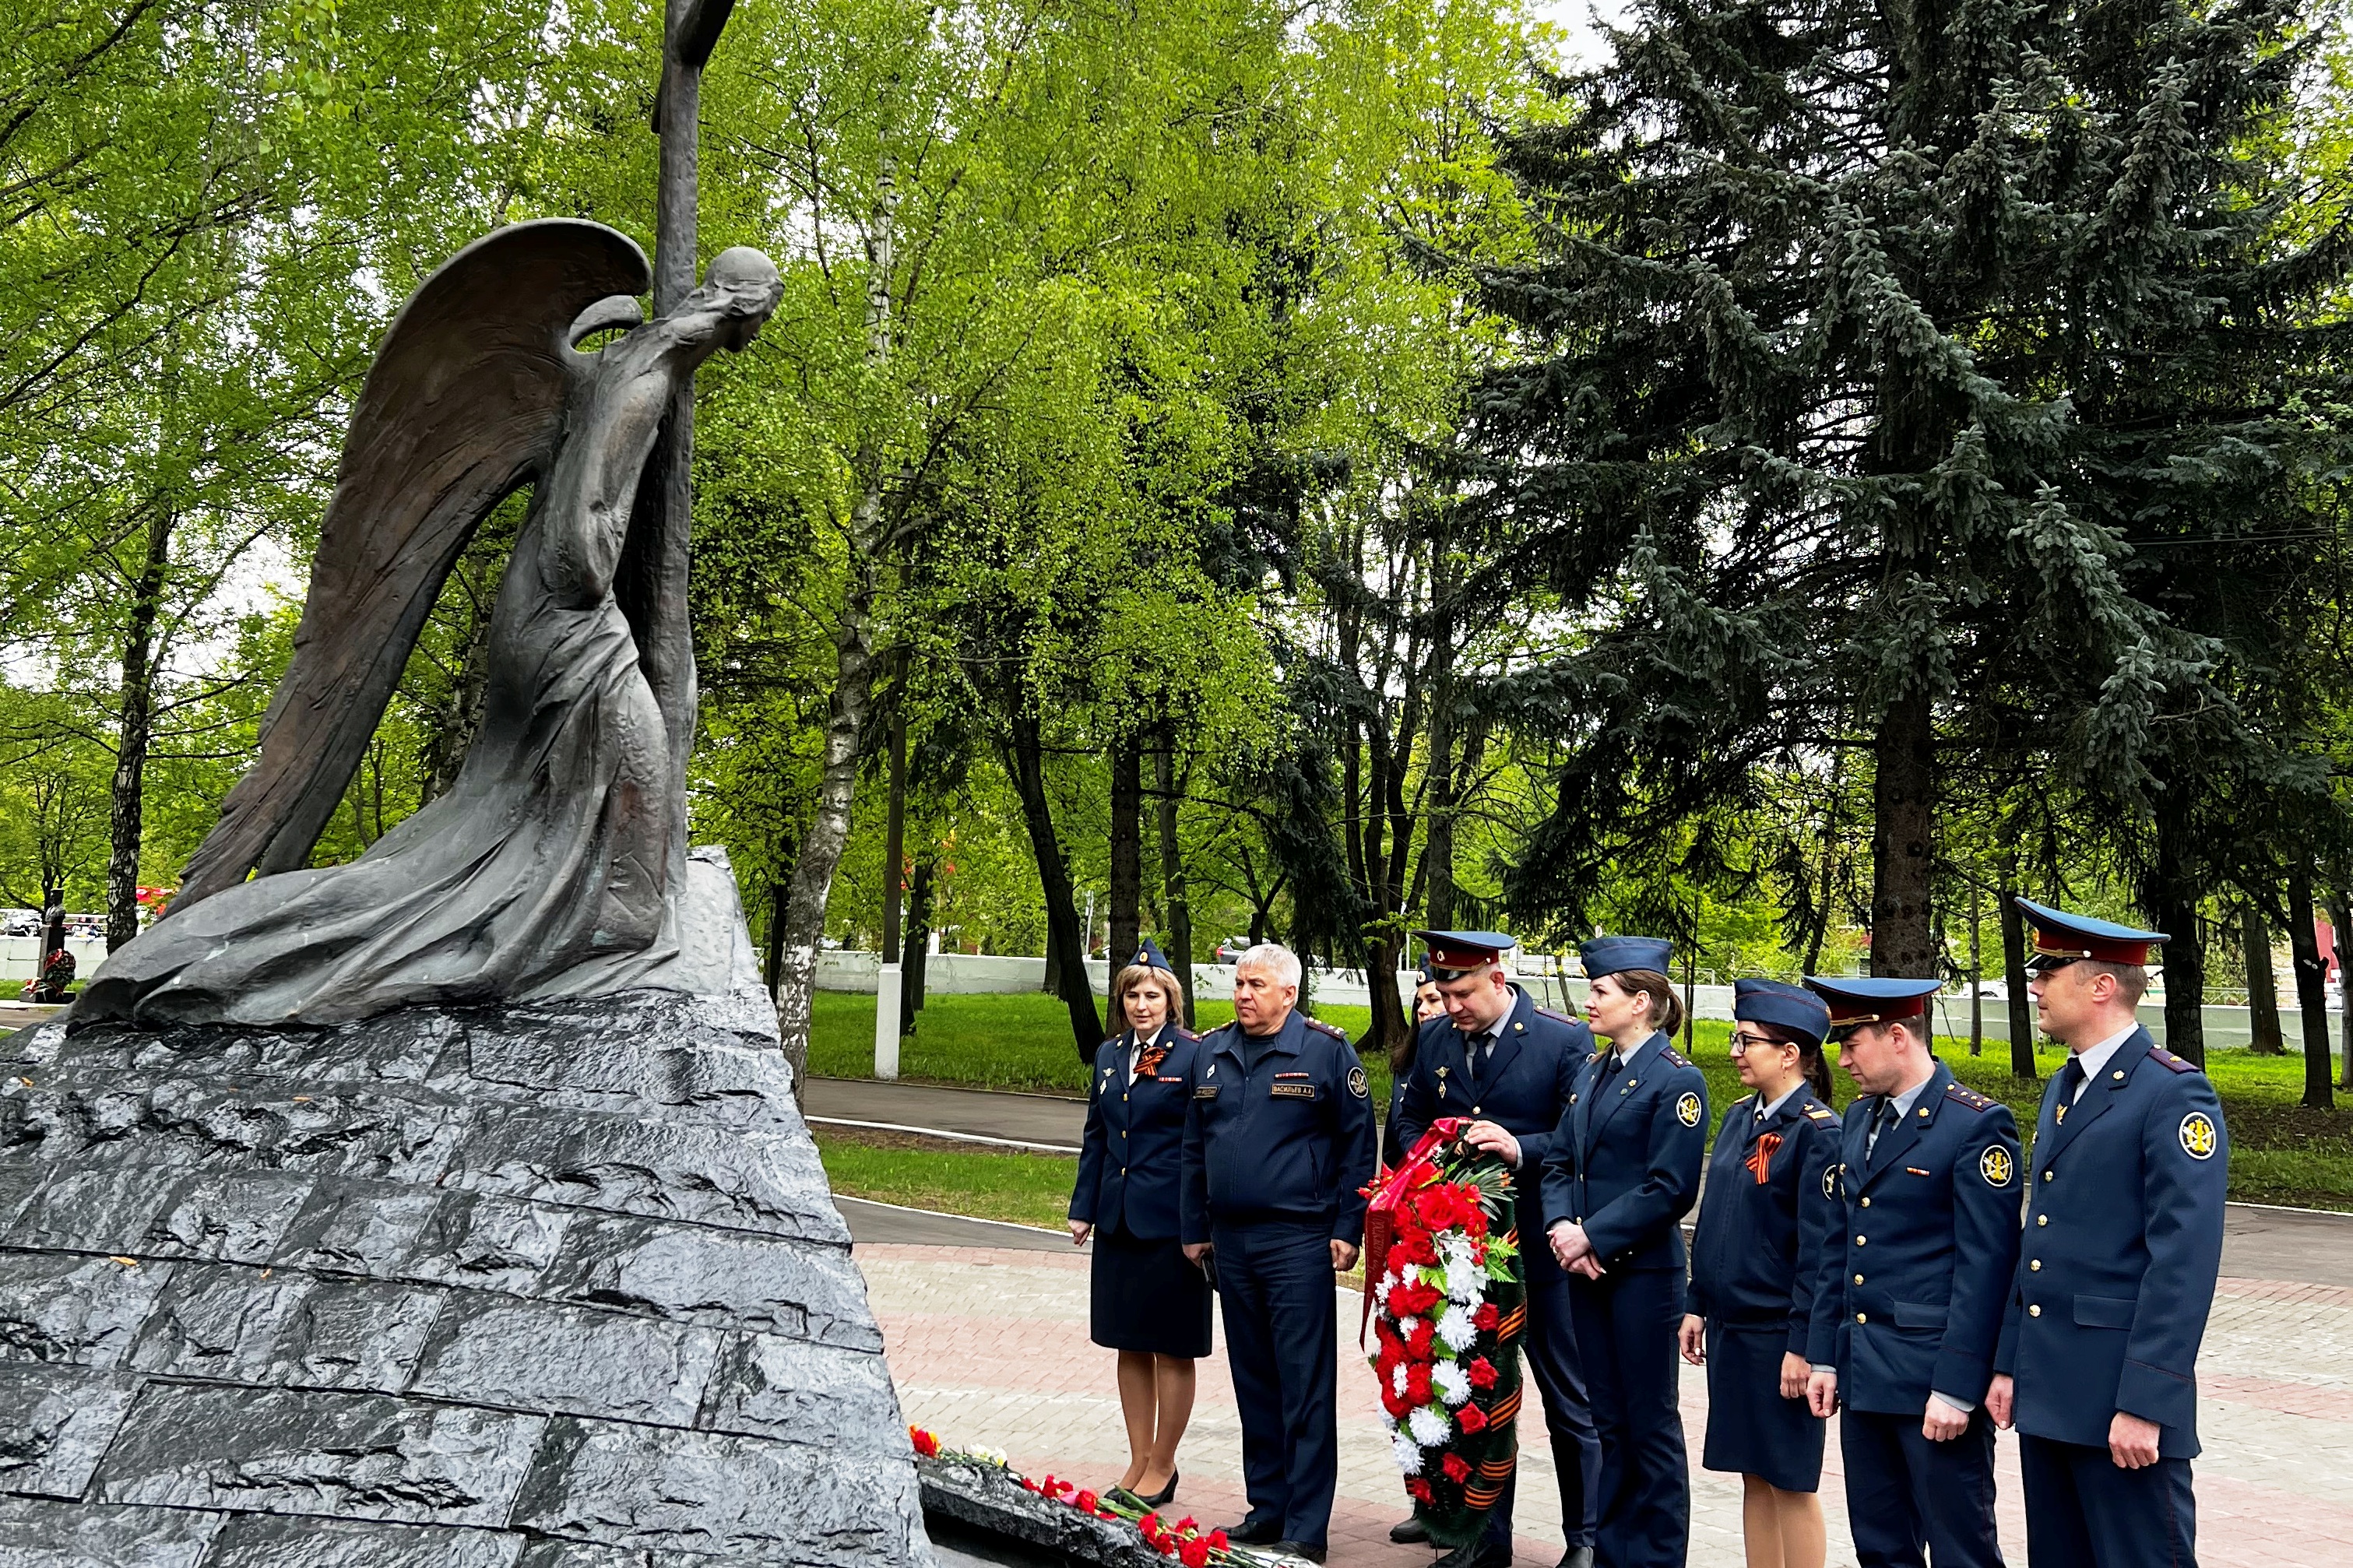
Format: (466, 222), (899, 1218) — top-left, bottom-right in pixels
(1359, 1116), (1470, 1345)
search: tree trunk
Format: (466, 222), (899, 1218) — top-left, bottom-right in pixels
(881, 695), (907, 962)
(1968, 876), (1982, 1056)
(1425, 655), (1457, 934)
(107, 508), (172, 952)
(1109, 737), (1141, 967)
(2333, 889), (2353, 1090)
(1366, 928), (1409, 1070)
(1006, 708), (1101, 1059)
(2151, 807), (2207, 1066)
(2288, 860), (2334, 1107)
(765, 881), (786, 1000)
(1869, 690), (1936, 976)
(2243, 904), (2286, 1055)
(1999, 870), (2036, 1078)
(1041, 899), (1063, 993)
(772, 155), (899, 1101)
(1154, 738), (1195, 1027)
(901, 853), (934, 1035)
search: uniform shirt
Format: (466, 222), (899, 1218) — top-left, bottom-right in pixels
(1808, 1060), (2022, 1416)
(1689, 1085), (1841, 1352)
(1994, 1026), (2227, 1459)
(1537, 1030), (1709, 1271)
(1072, 1026), (1203, 1241)
(2066, 1024), (2137, 1103)
(1178, 1007), (1378, 1245)
(1393, 986), (1592, 1193)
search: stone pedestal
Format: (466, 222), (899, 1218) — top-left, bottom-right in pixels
(0, 856), (930, 1566)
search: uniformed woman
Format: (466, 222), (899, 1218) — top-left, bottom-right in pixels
(1380, 962), (1447, 1168)
(1069, 940), (1210, 1507)
(1539, 937), (1709, 1568)
(1679, 979), (1841, 1568)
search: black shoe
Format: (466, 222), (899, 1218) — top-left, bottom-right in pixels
(1434, 1541), (1509, 1568)
(1270, 1543), (1327, 1564)
(1389, 1515), (1430, 1545)
(1557, 1548), (1596, 1568)
(1222, 1517), (1283, 1545)
(1133, 1469), (1177, 1507)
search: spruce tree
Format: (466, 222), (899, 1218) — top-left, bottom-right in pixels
(1462, 0), (2350, 982)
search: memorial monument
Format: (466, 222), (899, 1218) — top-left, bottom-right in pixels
(0, 3), (941, 1562)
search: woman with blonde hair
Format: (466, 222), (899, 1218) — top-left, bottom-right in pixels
(1069, 940), (1209, 1506)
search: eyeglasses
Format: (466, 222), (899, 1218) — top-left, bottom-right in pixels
(1729, 1032), (1791, 1055)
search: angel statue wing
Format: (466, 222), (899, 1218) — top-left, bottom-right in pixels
(177, 219), (652, 909)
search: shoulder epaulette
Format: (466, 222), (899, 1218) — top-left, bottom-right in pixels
(1535, 1006), (1580, 1027)
(2148, 1047), (2199, 1074)
(1305, 1018), (1347, 1040)
(1943, 1083), (1995, 1113)
(1661, 1046), (1692, 1068)
(1100, 1036), (1120, 1052)
(1803, 1103), (1838, 1123)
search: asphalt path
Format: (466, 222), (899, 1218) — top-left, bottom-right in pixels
(811, 1076), (2353, 1285)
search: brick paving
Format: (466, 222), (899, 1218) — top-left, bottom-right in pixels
(862, 1243), (2353, 1567)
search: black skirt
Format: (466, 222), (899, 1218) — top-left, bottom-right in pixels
(1701, 1322), (1826, 1492)
(1090, 1225), (1212, 1358)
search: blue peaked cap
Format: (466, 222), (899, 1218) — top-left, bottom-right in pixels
(1129, 938), (1177, 975)
(1733, 979), (1831, 1046)
(1581, 935), (1672, 979)
(2014, 898), (2167, 968)
(1415, 929), (1518, 973)
(1803, 975), (1940, 1027)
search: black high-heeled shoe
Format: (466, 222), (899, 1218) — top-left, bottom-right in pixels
(1134, 1470), (1179, 1507)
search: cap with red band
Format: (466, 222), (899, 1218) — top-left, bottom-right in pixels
(1802, 976), (1941, 1027)
(1412, 930), (1517, 975)
(2015, 898), (2167, 969)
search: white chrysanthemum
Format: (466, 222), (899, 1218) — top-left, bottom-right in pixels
(1444, 1254), (1485, 1303)
(1391, 1362), (1409, 1397)
(1397, 1316), (1419, 1339)
(1431, 1361), (1472, 1406)
(1374, 1269), (1398, 1310)
(1436, 1303), (1479, 1352)
(1407, 1406), (1450, 1447)
(1392, 1433), (1424, 1475)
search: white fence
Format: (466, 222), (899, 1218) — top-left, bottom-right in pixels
(0, 936), (111, 984)
(814, 950), (2325, 1053)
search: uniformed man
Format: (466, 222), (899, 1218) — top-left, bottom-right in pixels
(1802, 976), (2021, 1568)
(1391, 930), (1601, 1568)
(1985, 902), (2227, 1567)
(1540, 936), (1708, 1568)
(1180, 942), (1378, 1564)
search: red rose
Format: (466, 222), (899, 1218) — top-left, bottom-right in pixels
(1405, 1364), (1433, 1406)
(1472, 1303), (1500, 1332)
(1467, 1357), (1498, 1390)
(1458, 1402), (1489, 1433)
(1442, 1453), (1471, 1482)
(1389, 1280), (1443, 1319)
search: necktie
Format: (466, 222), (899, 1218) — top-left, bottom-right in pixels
(1866, 1095), (1898, 1158)
(1469, 1033), (1493, 1087)
(2055, 1055), (2086, 1120)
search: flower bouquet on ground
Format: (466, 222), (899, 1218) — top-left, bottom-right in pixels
(909, 1426), (1288, 1567)
(1362, 1117), (1525, 1550)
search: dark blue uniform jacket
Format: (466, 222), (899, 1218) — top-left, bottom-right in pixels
(1810, 1061), (2022, 1413)
(1690, 1089), (1842, 1355)
(1538, 1030), (1709, 1271)
(1180, 1009), (1378, 1246)
(1394, 986), (1592, 1186)
(1071, 1026), (1203, 1242)
(1994, 1028), (2227, 1459)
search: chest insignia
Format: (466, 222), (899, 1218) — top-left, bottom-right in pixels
(1675, 1092), (1701, 1127)
(1271, 1083), (1317, 1099)
(2179, 1112), (2218, 1160)
(1744, 1132), (1781, 1184)
(1979, 1146), (2014, 1187)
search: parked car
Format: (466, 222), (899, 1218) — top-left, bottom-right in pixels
(1212, 937), (1252, 962)
(1960, 980), (2008, 1001)
(0, 910), (38, 937)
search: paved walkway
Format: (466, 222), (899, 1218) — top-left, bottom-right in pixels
(863, 1236), (2353, 1567)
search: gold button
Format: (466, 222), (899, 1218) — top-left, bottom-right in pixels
(2036, 1215), (2049, 1227)
(2028, 1304), (2042, 1317)
(1861, 1197), (1872, 1208)
(1628, 1079), (1639, 1088)
(1472, 1106), (1482, 1115)
(1853, 1273), (1864, 1285)
(1918, 1107), (1929, 1117)
(2112, 1070), (2125, 1081)
(1121, 1166), (1127, 1174)
(1855, 1236), (1867, 1246)
(1855, 1312), (1868, 1324)
(2029, 1260), (2041, 1271)
(2043, 1171), (2053, 1182)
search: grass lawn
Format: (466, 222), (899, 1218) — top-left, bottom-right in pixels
(811, 1125), (1080, 1230)
(814, 990), (2353, 1212)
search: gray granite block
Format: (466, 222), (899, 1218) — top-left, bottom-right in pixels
(410, 1296), (723, 1426)
(0, 1367), (140, 1500)
(197, 1514), (525, 1567)
(0, 1498), (224, 1566)
(536, 1215), (881, 1348)
(95, 1384), (545, 1528)
(701, 1332), (906, 1451)
(400, 1193), (575, 1294)
(0, 1253), (172, 1368)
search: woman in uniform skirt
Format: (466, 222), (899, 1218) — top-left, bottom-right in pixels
(1679, 979), (1840, 1568)
(1069, 940), (1211, 1507)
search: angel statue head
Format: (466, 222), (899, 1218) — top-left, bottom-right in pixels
(695, 246), (783, 351)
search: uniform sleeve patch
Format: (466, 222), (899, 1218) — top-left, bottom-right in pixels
(1348, 1066), (1369, 1099)
(1824, 1162), (1842, 1199)
(1979, 1146), (2014, 1187)
(2179, 1112), (2218, 1159)
(1675, 1092), (1702, 1127)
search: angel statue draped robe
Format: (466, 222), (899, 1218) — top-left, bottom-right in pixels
(74, 222), (783, 1029)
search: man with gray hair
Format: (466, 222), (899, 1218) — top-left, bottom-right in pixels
(1181, 943), (1377, 1563)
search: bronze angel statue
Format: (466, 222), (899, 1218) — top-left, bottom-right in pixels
(76, 220), (781, 1028)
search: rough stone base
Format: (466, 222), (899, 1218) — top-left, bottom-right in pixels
(916, 1460), (1162, 1568)
(0, 857), (930, 1566)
